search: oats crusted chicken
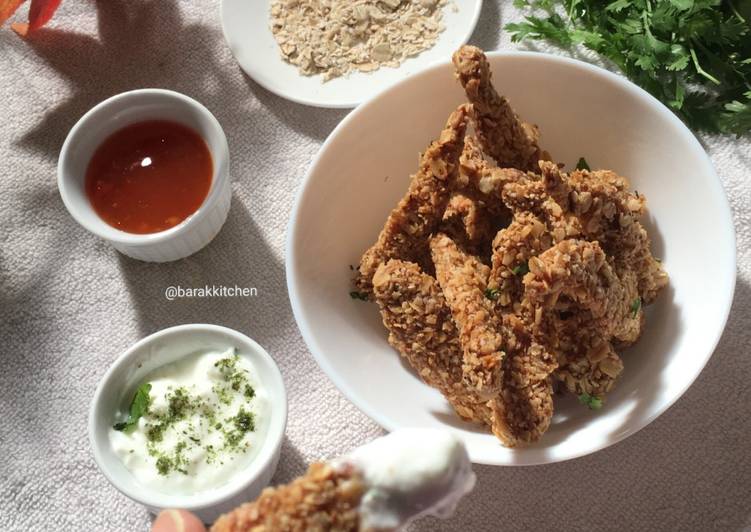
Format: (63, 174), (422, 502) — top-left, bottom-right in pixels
(353, 45), (668, 446)
(211, 429), (475, 532)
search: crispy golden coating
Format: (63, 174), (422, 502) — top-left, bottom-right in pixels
(372, 257), (556, 446)
(211, 463), (363, 532)
(488, 212), (551, 309)
(521, 239), (639, 394)
(440, 192), (498, 261)
(356, 105), (469, 295)
(498, 313), (557, 443)
(430, 232), (505, 396)
(566, 167), (667, 303)
(524, 240), (640, 340)
(452, 45), (543, 171)
(354, 45), (668, 445)
(371, 259), (498, 427)
(457, 135), (515, 221)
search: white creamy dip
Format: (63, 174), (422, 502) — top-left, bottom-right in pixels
(109, 347), (268, 495)
(342, 428), (475, 530)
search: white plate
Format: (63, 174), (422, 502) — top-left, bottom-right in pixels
(286, 52), (736, 465)
(220, 0), (482, 108)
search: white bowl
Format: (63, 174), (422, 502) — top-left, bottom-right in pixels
(89, 324), (287, 523)
(286, 52), (736, 465)
(58, 89), (231, 262)
(220, 0), (482, 108)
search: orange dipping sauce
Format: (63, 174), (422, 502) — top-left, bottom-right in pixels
(85, 120), (212, 234)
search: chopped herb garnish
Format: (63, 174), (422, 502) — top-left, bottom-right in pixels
(124, 351), (260, 478)
(575, 157), (590, 171)
(578, 393), (603, 410)
(232, 409), (255, 433)
(146, 423), (166, 443)
(156, 456), (172, 476)
(223, 408), (256, 450)
(506, 0), (751, 136)
(630, 297), (642, 318)
(512, 262), (530, 276)
(168, 387), (192, 419)
(485, 287), (500, 301)
(113, 383), (152, 432)
(349, 291), (369, 301)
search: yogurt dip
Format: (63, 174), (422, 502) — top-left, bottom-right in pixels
(340, 428), (476, 530)
(109, 347), (269, 495)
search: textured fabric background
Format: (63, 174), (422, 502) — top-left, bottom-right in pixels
(1, 1), (749, 531)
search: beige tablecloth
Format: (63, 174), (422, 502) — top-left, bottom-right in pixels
(1, 1), (750, 530)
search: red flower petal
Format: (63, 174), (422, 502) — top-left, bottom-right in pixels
(0, 0), (26, 26)
(27, 0), (61, 31)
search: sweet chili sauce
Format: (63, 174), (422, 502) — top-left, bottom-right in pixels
(85, 120), (212, 234)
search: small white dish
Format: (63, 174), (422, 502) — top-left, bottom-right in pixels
(58, 89), (231, 263)
(89, 324), (287, 523)
(220, 0), (482, 108)
(286, 52), (736, 465)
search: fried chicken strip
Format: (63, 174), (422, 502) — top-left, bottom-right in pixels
(356, 105), (470, 295)
(211, 430), (475, 532)
(372, 258), (554, 446)
(441, 192), (498, 261)
(566, 167), (668, 304)
(430, 233), (557, 444)
(211, 462), (363, 532)
(371, 259), (496, 426)
(430, 232), (505, 396)
(522, 239), (639, 394)
(452, 45), (543, 171)
(488, 212), (551, 309)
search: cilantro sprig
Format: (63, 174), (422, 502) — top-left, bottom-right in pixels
(630, 297), (642, 318)
(512, 261), (530, 276)
(578, 392), (603, 410)
(349, 291), (369, 301)
(506, 0), (751, 136)
(113, 383), (152, 432)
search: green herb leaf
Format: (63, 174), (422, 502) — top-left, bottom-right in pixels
(578, 393), (603, 410)
(485, 287), (501, 301)
(575, 157), (590, 171)
(630, 297), (642, 318)
(505, 0), (751, 135)
(113, 382), (152, 432)
(512, 262), (530, 276)
(349, 291), (369, 301)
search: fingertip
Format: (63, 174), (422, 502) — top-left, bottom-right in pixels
(152, 509), (207, 532)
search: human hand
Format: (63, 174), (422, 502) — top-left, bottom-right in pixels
(151, 510), (207, 532)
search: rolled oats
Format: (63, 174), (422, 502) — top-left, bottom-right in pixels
(270, 0), (447, 81)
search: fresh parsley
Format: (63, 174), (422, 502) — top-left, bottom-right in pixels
(485, 287), (501, 300)
(630, 297), (642, 318)
(578, 392), (603, 410)
(575, 157), (590, 171)
(113, 382), (152, 432)
(512, 261), (530, 276)
(506, 0), (751, 136)
(349, 291), (369, 301)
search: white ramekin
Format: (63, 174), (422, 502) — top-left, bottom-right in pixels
(58, 89), (231, 262)
(89, 324), (287, 524)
